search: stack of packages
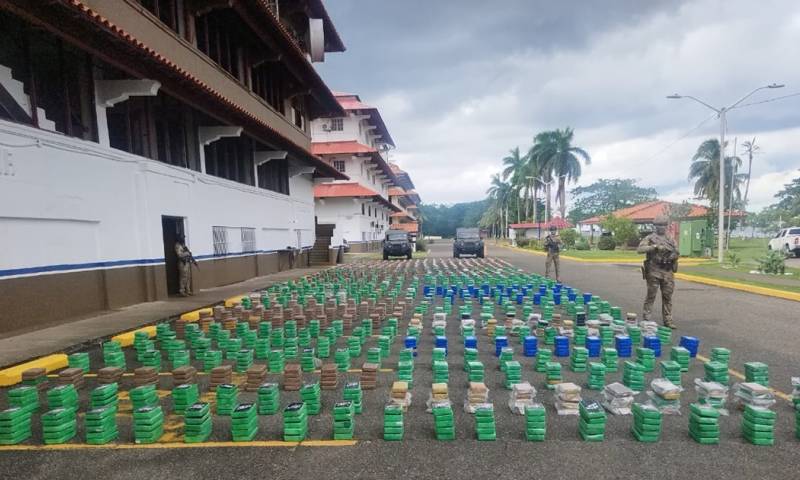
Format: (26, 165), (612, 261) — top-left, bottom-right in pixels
(689, 403), (720, 444)
(585, 336), (601, 358)
(184, 402), (212, 443)
(58, 368), (85, 390)
(639, 321), (658, 338)
(21, 368), (49, 392)
(89, 384), (118, 412)
(283, 364), (302, 391)
(474, 404), (496, 441)
(141, 350), (162, 372)
(257, 383), (280, 415)
(659, 361), (682, 385)
(209, 365), (232, 390)
(216, 384), (238, 416)
(316, 336), (331, 359)
(670, 346), (691, 372)
(570, 347), (589, 373)
(601, 348), (619, 372)
(464, 382), (489, 413)
(523, 336), (538, 357)
(646, 378), (683, 415)
(508, 382), (535, 414)
(432, 402), (455, 440)
(614, 335), (632, 359)
(68, 352), (91, 373)
(383, 404), (404, 441)
(657, 325), (672, 346)
(587, 362), (606, 390)
(172, 366), (197, 386)
(133, 367), (159, 387)
(300, 382), (322, 415)
(335, 348), (350, 372)
(428, 383), (449, 412)
(269, 350), (285, 374)
(170, 350), (191, 369)
(133, 405), (164, 444)
(498, 347), (513, 372)
(343, 382), (363, 414)
(333, 401), (355, 440)
(694, 379), (729, 414)
(283, 402), (308, 441)
(554, 336), (570, 357)
(47, 384), (79, 413)
(346, 336), (361, 358)
(236, 349), (254, 374)
(602, 382), (635, 415)
(578, 400), (607, 441)
(284, 337), (299, 360)
(555, 382), (582, 415)
(203, 350), (223, 373)
(390, 381), (411, 411)
(361, 363), (378, 390)
(467, 361), (484, 383)
(573, 326), (588, 350)
(85, 407), (119, 445)
(636, 347), (656, 372)
(7, 386), (38, 416)
(741, 404), (775, 446)
(733, 382), (775, 410)
(463, 347), (478, 370)
(504, 361), (522, 389)
(320, 363), (338, 391)
(231, 403), (258, 442)
(129, 385), (159, 410)
(704, 361), (730, 385)
(42, 407), (77, 444)
(397, 359), (414, 388)
(102, 342), (126, 370)
(255, 338), (270, 360)
(98, 367), (124, 385)
(631, 403), (662, 442)
(366, 347), (382, 367)
(710, 347), (731, 365)
(244, 364), (268, 392)
(545, 362), (563, 390)
(791, 377), (799, 410)
(0, 407), (31, 445)
(433, 360), (449, 384)
(172, 384), (199, 415)
(524, 403), (546, 441)
(535, 348), (552, 373)
(744, 362), (769, 387)
(623, 361), (646, 392)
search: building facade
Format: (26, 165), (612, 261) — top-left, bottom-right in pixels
(0, 0), (346, 333)
(387, 164), (421, 241)
(310, 92), (400, 253)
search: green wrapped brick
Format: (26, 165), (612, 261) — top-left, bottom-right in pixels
(343, 382), (363, 414)
(367, 347), (382, 367)
(172, 383), (199, 415)
(184, 402), (212, 443)
(300, 382), (321, 415)
(7, 386), (39, 415)
(84, 406), (118, 445)
(744, 362), (769, 387)
(301, 348), (317, 372)
(535, 348), (552, 373)
(601, 348), (618, 373)
(89, 383), (119, 411)
(504, 361), (522, 389)
(631, 402), (661, 442)
(316, 336), (331, 359)
(545, 361), (562, 390)
(467, 361), (485, 383)
(433, 360), (449, 384)
(474, 404), (496, 441)
(741, 404), (775, 446)
(129, 384), (159, 411)
(635, 347), (655, 372)
(578, 400), (607, 441)
(231, 403), (258, 442)
(269, 349), (286, 374)
(587, 362), (606, 390)
(283, 402), (308, 441)
(216, 384), (238, 416)
(47, 384), (79, 412)
(670, 346), (691, 372)
(660, 360), (682, 385)
(524, 403), (546, 441)
(42, 407), (77, 444)
(235, 349), (254, 373)
(704, 361), (730, 385)
(68, 352), (91, 373)
(335, 348), (351, 372)
(570, 347), (589, 373)
(710, 347), (731, 366)
(432, 403), (455, 441)
(203, 350), (223, 372)
(257, 382), (280, 415)
(0, 407), (32, 445)
(333, 401), (355, 440)
(622, 361), (645, 392)
(383, 403), (404, 441)
(133, 405), (164, 444)
(283, 337), (299, 360)
(689, 403), (720, 445)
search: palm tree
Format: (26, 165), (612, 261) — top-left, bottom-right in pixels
(530, 128), (591, 219)
(688, 138), (746, 209)
(741, 138), (759, 207)
(486, 174), (512, 237)
(501, 147), (527, 223)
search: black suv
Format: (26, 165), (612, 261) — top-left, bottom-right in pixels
(453, 228), (484, 258)
(383, 230), (413, 260)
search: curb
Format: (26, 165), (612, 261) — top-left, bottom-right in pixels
(674, 273), (800, 302)
(497, 244), (708, 265)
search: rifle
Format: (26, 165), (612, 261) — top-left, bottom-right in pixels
(184, 247), (199, 268)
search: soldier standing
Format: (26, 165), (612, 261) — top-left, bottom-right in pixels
(544, 225), (562, 282)
(637, 215), (679, 329)
(175, 234), (195, 296)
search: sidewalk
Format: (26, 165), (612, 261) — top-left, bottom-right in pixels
(0, 267), (324, 368)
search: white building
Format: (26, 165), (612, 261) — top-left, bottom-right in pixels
(310, 92), (401, 253)
(0, 0), (346, 333)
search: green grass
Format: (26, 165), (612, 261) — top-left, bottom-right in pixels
(680, 264), (800, 294)
(557, 248), (641, 260)
(724, 237), (771, 265)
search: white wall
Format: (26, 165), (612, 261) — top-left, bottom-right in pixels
(0, 120), (315, 277)
(314, 197), (391, 245)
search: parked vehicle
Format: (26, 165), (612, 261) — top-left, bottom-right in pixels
(453, 228), (485, 258)
(768, 227), (800, 257)
(383, 230), (413, 260)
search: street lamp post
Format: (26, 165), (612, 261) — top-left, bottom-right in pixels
(667, 83), (784, 263)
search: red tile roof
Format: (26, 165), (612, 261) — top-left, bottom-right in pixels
(333, 93), (395, 147)
(388, 187), (407, 196)
(312, 141), (377, 155)
(314, 183), (401, 211)
(580, 201), (746, 225)
(509, 218), (574, 229)
(393, 222), (419, 233)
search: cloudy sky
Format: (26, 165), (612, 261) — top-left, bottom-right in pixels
(316, 0), (800, 210)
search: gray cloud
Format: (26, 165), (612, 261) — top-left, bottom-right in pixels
(317, 0), (800, 209)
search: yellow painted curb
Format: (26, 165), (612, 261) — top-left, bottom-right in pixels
(0, 439), (357, 452)
(179, 307), (212, 322)
(675, 273), (800, 302)
(0, 354), (68, 387)
(111, 325), (157, 347)
(224, 295), (248, 308)
(499, 244), (708, 265)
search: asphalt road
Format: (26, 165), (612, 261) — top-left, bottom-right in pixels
(1, 240), (797, 480)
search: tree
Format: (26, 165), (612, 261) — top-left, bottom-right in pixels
(530, 128), (591, 219)
(601, 214), (639, 249)
(567, 178), (658, 223)
(486, 175), (513, 237)
(773, 174), (800, 216)
(688, 139), (746, 211)
(501, 147), (528, 223)
(741, 138), (760, 208)
(420, 200), (490, 237)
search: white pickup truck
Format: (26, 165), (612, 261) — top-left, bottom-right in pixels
(768, 227), (800, 257)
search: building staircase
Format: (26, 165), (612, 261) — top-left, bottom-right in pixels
(310, 223), (335, 265)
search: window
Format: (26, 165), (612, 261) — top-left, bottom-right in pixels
(251, 62), (286, 114)
(330, 118), (343, 131)
(0, 13), (97, 140)
(195, 9), (246, 80)
(333, 160), (346, 173)
(212, 226), (229, 256)
(292, 96), (307, 130)
(368, 206), (372, 217)
(258, 157), (290, 195)
(205, 136), (254, 185)
(361, 203), (365, 215)
(241, 228), (256, 252)
(137, 0), (183, 35)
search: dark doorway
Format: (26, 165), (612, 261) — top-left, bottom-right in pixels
(161, 216), (185, 295)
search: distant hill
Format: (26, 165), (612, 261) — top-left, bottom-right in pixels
(420, 200), (488, 238)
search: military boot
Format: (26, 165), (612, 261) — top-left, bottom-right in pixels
(663, 319), (677, 330)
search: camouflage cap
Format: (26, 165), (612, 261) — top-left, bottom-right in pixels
(653, 215), (669, 226)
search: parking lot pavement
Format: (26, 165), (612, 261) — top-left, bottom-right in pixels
(1, 244), (798, 480)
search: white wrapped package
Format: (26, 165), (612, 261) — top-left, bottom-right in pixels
(733, 382), (776, 409)
(508, 382), (535, 415)
(602, 382), (635, 415)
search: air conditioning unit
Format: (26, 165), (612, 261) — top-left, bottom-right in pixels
(321, 123), (330, 132)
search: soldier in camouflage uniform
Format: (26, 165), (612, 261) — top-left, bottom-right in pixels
(637, 215), (678, 329)
(544, 225), (562, 282)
